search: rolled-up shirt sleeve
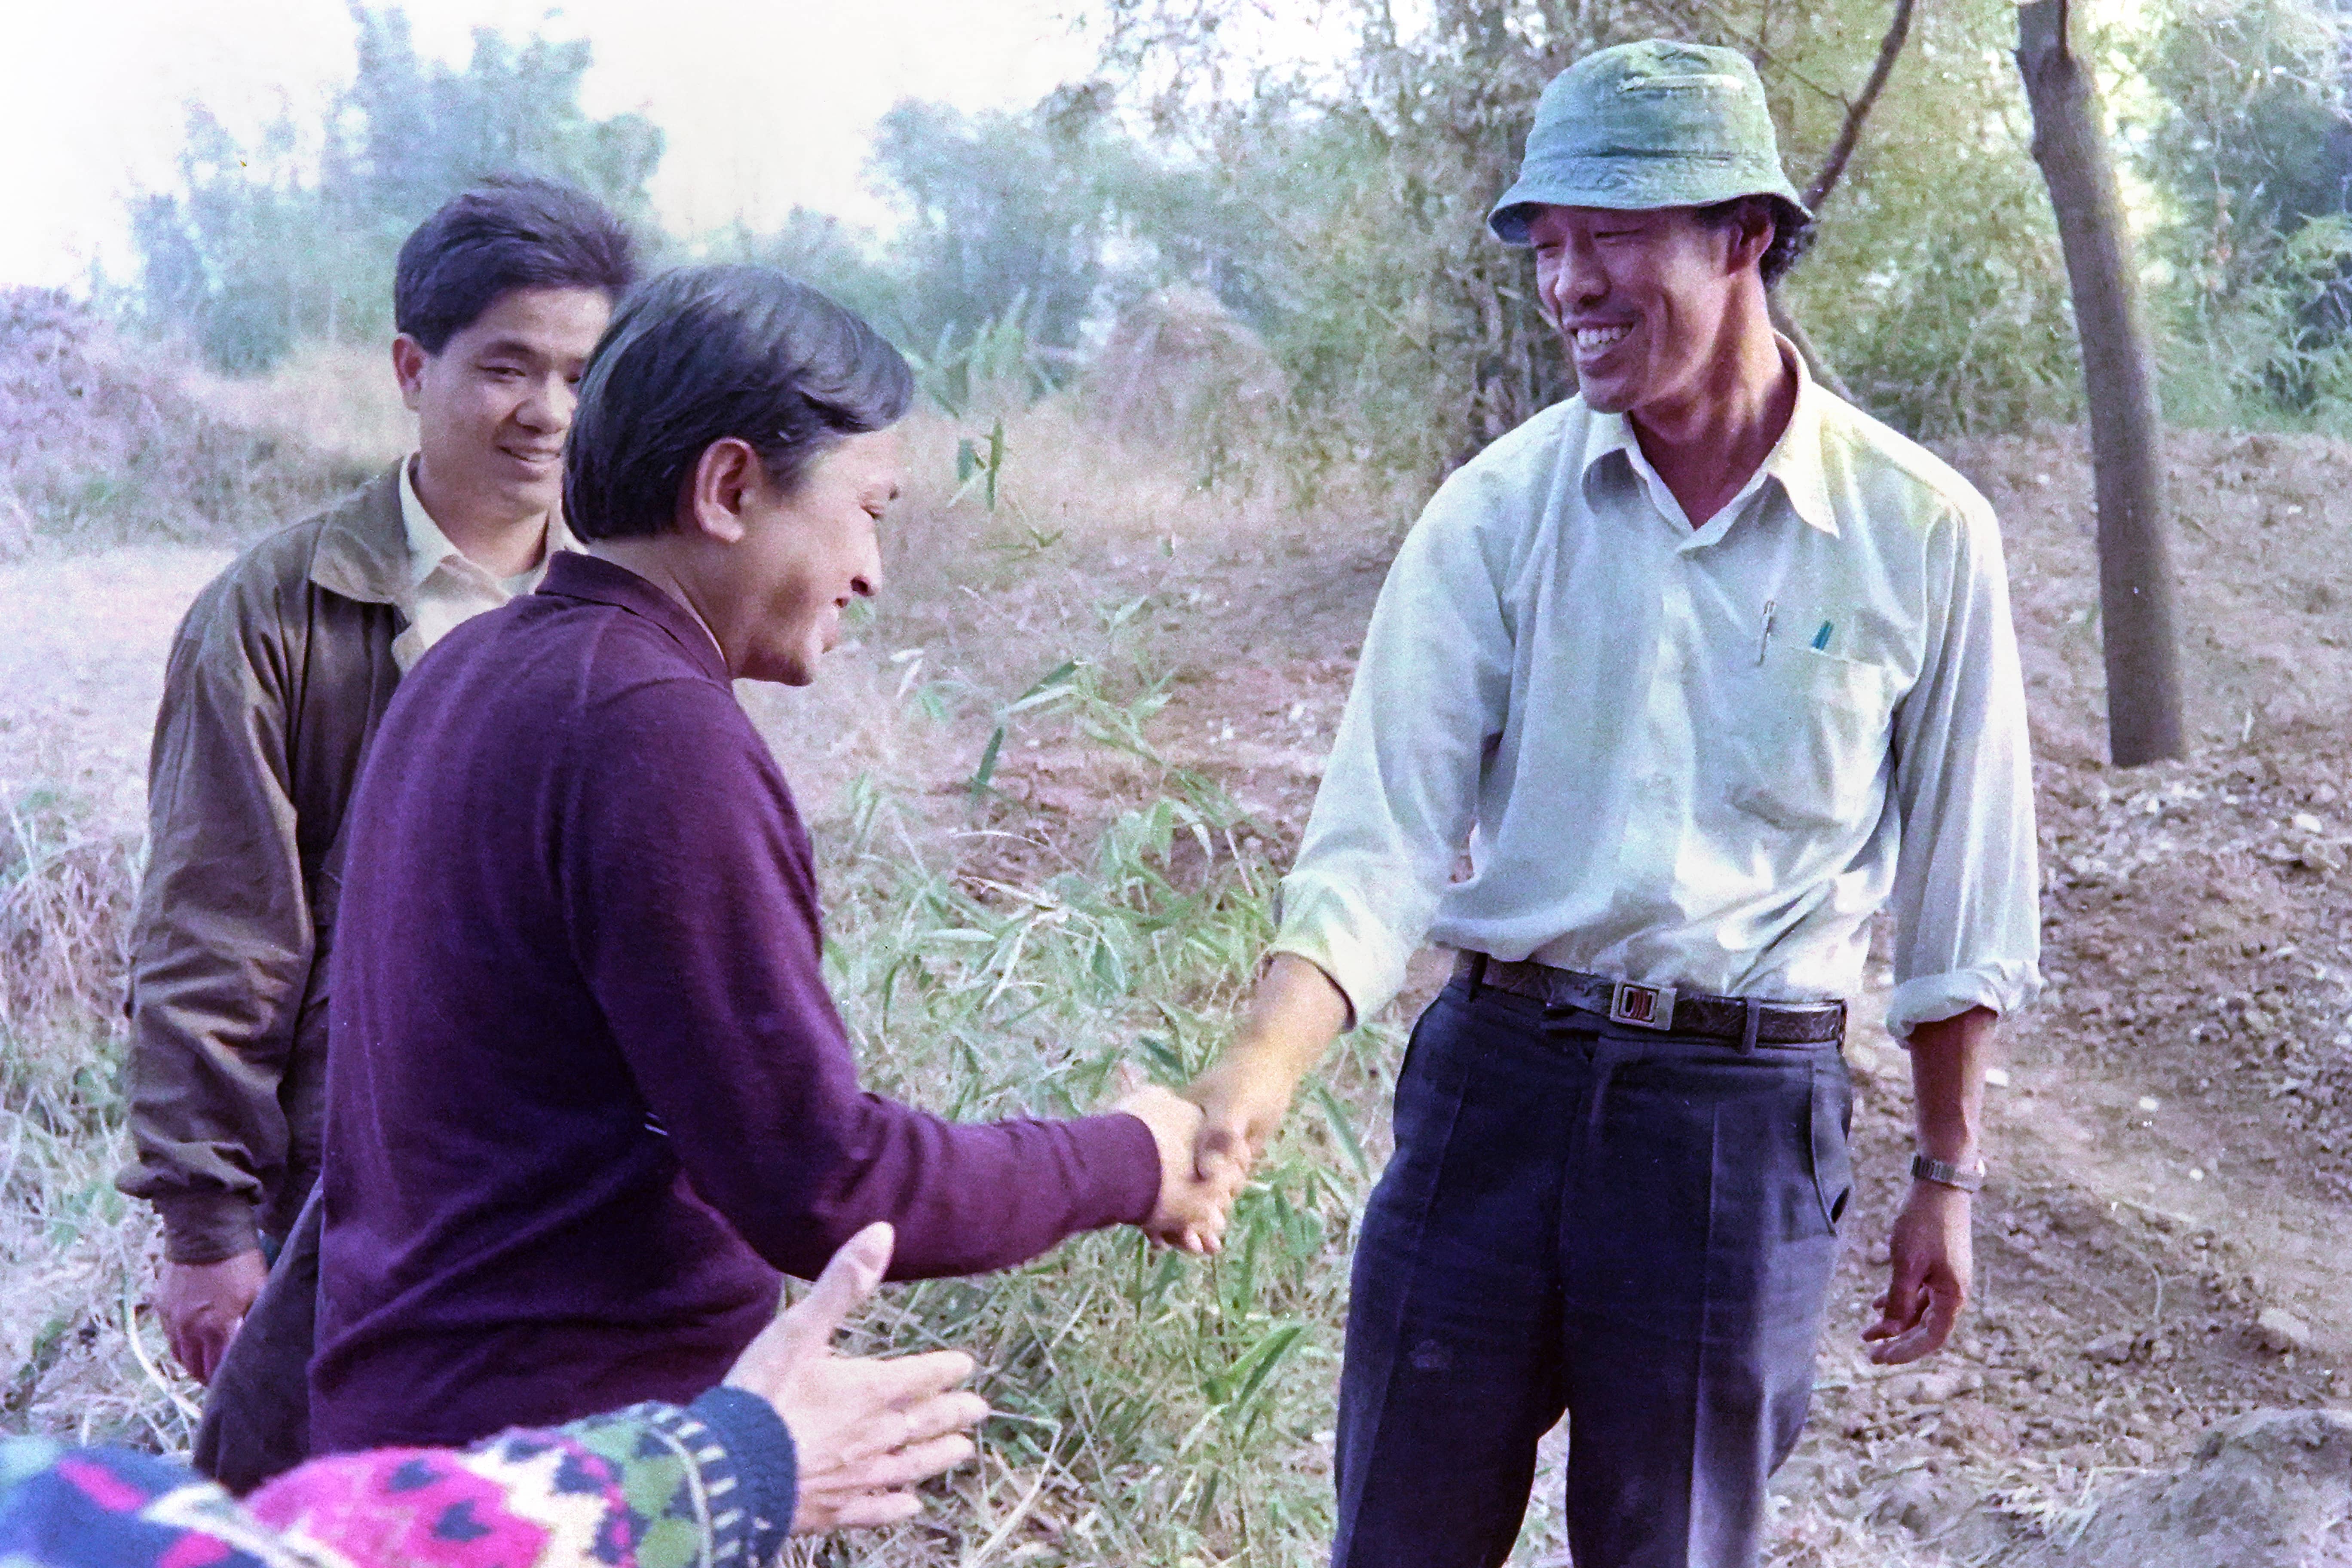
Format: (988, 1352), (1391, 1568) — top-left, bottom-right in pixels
(1883, 493), (2043, 1037)
(1271, 476), (1515, 1025)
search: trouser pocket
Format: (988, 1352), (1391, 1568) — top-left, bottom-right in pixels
(1808, 1054), (1855, 1232)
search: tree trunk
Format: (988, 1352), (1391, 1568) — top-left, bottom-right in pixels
(2016, 0), (2186, 766)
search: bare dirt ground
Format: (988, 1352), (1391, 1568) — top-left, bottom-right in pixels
(0, 545), (228, 821)
(4, 420), (2349, 1561)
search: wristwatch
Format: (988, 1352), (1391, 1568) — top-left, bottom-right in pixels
(1911, 1152), (1986, 1192)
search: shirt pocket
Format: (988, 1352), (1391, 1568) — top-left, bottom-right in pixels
(1724, 646), (1900, 834)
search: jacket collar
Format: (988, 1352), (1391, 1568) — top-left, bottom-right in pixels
(538, 552), (732, 685)
(306, 465), (412, 608)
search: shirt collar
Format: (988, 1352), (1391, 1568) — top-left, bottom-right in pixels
(1577, 336), (1840, 542)
(537, 552), (732, 686)
(398, 455), (581, 587)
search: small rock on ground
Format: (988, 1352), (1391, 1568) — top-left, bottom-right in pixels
(2259, 1308), (2316, 1356)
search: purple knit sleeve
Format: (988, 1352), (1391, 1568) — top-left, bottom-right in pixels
(557, 676), (1162, 1280)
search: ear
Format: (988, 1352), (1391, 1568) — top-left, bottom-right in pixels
(1724, 203), (1776, 278)
(391, 335), (429, 414)
(682, 438), (765, 545)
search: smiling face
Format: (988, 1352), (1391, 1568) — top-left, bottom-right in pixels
(723, 427), (905, 686)
(1529, 205), (1759, 422)
(395, 285), (614, 527)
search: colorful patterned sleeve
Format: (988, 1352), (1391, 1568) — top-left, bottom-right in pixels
(0, 1388), (796, 1568)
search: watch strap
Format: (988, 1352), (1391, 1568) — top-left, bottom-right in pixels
(1911, 1152), (1985, 1192)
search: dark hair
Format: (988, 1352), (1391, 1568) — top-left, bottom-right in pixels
(1695, 194), (1815, 286)
(393, 176), (639, 353)
(563, 265), (915, 540)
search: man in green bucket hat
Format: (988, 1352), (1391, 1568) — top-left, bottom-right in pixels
(1173, 37), (2040, 1566)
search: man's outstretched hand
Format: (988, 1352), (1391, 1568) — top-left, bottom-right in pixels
(158, 1250), (268, 1384)
(723, 1223), (989, 1535)
(1183, 1049), (1307, 1194)
(1861, 1182), (1973, 1364)
(1177, 954), (1352, 1207)
(1117, 1081), (1240, 1254)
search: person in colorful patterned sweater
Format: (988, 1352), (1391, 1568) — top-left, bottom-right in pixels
(0, 1225), (986, 1568)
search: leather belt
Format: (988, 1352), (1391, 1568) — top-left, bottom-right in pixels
(1454, 952), (1845, 1047)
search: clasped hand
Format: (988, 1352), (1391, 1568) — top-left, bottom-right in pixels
(1120, 957), (1348, 1253)
(1115, 1081), (1245, 1255)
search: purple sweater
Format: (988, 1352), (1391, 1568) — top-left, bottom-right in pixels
(310, 553), (1160, 1452)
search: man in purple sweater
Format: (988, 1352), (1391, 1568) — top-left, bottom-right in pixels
(311, 265), (1230, 1453)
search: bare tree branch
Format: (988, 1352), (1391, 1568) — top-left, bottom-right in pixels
(1803, 0), (1918, 212)
(1769, 290), (1856, 403)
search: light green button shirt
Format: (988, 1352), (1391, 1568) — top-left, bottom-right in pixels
(1272, 355), (2042, 1038)
(391, 456), (579, 671)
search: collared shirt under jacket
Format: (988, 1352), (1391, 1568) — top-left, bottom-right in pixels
(1271, 357), (2042, 1037)
(392, 456), (576, 670)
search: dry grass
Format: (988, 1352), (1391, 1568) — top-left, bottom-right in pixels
(747, 389), (1392, 840)
(0, 291), (369, 557)
(0, 785), (189, 1453)
(179, 341), (414, 472)
(0, 793), (137, 1029)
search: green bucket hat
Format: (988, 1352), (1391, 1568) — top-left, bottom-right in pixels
(1489, 39), (1809, 245)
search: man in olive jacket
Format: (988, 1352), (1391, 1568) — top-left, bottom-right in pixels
(115, 176), (637, 1484)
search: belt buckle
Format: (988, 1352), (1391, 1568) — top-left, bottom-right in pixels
(1608, 981), (1676, 1032)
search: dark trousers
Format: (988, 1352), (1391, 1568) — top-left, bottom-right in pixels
(1332, 977), (1852, 1568)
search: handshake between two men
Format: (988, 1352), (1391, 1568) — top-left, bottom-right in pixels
(1114, 1081), (1252, 1257)
(1125, 954), (1356, 1255)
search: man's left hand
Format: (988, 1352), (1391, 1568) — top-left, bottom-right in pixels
(1861, 1181), (1972, 1364)
(724, 1224), (989, 1534)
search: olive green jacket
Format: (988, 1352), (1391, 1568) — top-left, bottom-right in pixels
(116, 468), (408, 1264)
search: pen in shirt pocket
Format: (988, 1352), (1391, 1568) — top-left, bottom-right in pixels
(1755, 599), (1775, 665)
(1811, 619), (1834, 652)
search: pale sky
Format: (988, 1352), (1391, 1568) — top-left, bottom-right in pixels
(0, 0), (1121, 288)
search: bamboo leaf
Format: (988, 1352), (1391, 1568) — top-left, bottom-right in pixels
(1312, 1084), (1371, 1184)
(1205, 1322), (1307, 1411)
(968, 724), (1005, 800)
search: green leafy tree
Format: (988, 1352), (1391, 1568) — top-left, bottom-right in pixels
(867, 90), (1148, 354)
(132, 4), (663, 372)
(711, 209), (903, 333)
(2138, 0), (2350, 294)
(2133, 0), (2352, 415)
